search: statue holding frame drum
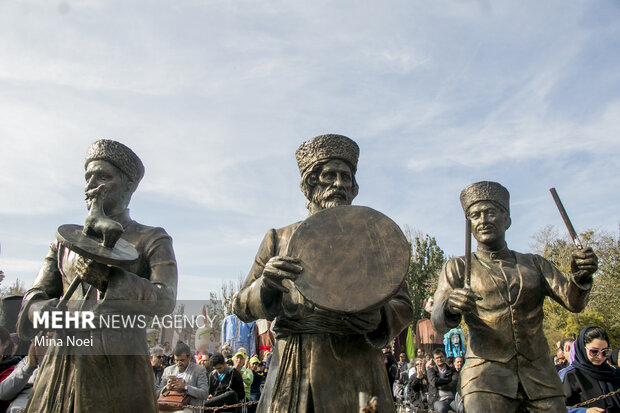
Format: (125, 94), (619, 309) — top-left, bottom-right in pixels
(233, 134), (413, 413)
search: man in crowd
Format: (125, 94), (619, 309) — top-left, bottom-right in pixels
(157, 342), (209, 408)
(561, 337), (575, 362)
(408, 357), (429, 411)
(17, 140), (178, 413)
(425, 353), (433, 370)
(453, 356), (465, 413)
(427, 348), (458, 413)
(151, 346), (166, 385)
(233, 134), (413, 412)
(262, 351), (272, 374)
(248, 357), (265, 413)
(554, 341), (568, 371)
(205, 353), (245, 412)
(454, 356), (463, 373)
(397, 352), (409, 375)
(162, 342), (172, 366)
(197, 353), (212, 375)
(221, 344), (234, 367)
(383, 346), (399, 397)
(233, 352), (253, 402)
(557, 338), (576, 380)
(393, 352), (409, 403)
(432, 181), (598, 412)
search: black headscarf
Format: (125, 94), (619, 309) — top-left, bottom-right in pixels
(572, 326), (620, 409)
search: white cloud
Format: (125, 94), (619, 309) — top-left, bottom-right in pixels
(0, 258), (41, 277)
(0, 0), (619, 298)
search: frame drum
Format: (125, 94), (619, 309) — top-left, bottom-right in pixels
(286, 205), (409, 313)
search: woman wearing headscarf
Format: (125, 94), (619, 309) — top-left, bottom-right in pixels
(563, 326), (620, 413)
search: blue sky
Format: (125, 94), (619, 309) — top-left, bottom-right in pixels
(1, 0), (619, 299)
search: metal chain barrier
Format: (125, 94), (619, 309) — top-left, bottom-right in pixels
(158, 388), (620, 412)
(570, 387), (620, 408)
(175, 400), (259, 411)
(394, 401), (430, 412)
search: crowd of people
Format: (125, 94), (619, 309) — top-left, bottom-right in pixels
(148, 341), (269, 412)
(0, 317), (614, 413)
(384, 346), (464, 413)
(383, 326), (620, 413)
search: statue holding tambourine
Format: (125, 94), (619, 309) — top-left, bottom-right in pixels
(233, 134), (413, 413)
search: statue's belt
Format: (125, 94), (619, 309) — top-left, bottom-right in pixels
(273, 312), (368, 338)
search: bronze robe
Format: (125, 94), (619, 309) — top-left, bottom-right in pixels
(17, 210), (177, 413)
(432, 247), (591, 402)
(233, 222), (413, 413)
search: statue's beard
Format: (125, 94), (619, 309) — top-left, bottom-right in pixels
(311, 186), (352, 210)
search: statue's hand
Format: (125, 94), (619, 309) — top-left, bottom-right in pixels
(75, 256), (110, 291)
(570, 247), (598, 282)
(28, 336), (49, 368)
(262, 256), (302, 294)
(447, 288), (481, 315)
(28, 298), (59, 327)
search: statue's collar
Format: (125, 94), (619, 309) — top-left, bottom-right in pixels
(475, 245), (513, 262)
(108, 209), (133, 228)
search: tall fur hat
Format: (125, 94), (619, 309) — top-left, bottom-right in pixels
(295, 134), (359, 175)
(460, 181), (510, 214)
(85, 139), (145, 184)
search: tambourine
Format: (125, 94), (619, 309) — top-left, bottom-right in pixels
(286, 205), (409, 313)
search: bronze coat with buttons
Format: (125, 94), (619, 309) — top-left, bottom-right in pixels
(431, 247), (591, 400)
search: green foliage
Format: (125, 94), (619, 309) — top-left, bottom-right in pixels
(534, 225), (620, 348)
(405, 229), (446, 328)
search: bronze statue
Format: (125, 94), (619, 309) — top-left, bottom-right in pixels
(431, 181), (598, 412)
(233, 134), (413, 412)
(17, 140), (178, 413)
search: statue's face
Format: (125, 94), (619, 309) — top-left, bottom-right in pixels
(84, 160), (133, 214)
(467, 201), (510, 246)
(311, 159), (354, 209)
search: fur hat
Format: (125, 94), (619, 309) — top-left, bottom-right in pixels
(460, 181), (510, 214)
(295, 134), (359, 175)
(85, 140), (145, 184)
